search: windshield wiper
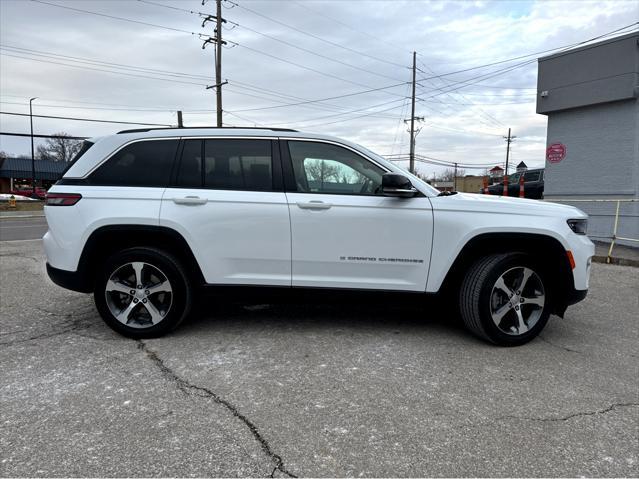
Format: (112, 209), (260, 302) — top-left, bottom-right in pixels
(437, 191), (458, 197)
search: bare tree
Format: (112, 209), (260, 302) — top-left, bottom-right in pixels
(436, 167), (466, 182)
(305, 159), (341, 187)
(36, 132), (82, 162)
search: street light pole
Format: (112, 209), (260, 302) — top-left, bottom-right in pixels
(29, 97), (38, 197)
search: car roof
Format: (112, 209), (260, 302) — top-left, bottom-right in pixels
(111, 127), (349, 143)
(117, 127), (298, 134)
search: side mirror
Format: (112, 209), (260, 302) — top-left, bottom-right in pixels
(382, 173), (417, 198)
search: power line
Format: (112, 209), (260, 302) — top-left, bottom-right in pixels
(138, 0), (405, 82)
(274, 98), (407, 126)
(0, 111), (172, 126)
(1, 51), (209, 87)
(32, 0), (201, 35)
(2, 46), (401, 114)
(416, 60), (504, 130)
(0, 100), (176, 113)
(415, 22), (639, 83)
(230, 41), (406, 93)
(417, 58), (538, 100)
(1, 44), (211, 81)
(29, 0), (406, 93)
(294, 103), (406, 129)
(2, 48), (410, 115)
(229, 82), (409, 112)
(223, 0), (407, 69)
(421, 60), (505, 128)
(1, 131), (88, 140)
(291, 0), (408, 57)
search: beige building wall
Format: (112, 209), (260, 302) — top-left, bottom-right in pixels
(455, 176), (487, 193)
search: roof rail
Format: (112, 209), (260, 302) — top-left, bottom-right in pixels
(117, 126), (298, 134)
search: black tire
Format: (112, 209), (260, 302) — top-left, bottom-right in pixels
(94, 247), (192, 338)
(459, 253), (551, 346)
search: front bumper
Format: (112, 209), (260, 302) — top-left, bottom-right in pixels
(553, 285), (588, 317)
(564, 287), (588, 306)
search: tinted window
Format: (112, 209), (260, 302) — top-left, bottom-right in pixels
(524, 171), (541, 182)
(176, 139), (273, 191)
(176, 140), (202, 188)
(288, 141), (384, 195)
(90, 140), (178, 187)
(508, 172), (521, 183)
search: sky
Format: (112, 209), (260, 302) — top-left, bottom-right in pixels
(1, 0), (637, 178)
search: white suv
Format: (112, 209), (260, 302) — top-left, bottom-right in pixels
(43, 128), (594, 345)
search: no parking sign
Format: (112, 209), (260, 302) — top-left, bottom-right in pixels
(546, 143), (567, 163)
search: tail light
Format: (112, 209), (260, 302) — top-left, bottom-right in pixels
(46, 193), (82, 206)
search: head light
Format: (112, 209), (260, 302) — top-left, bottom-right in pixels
(567, 219), (587, 235)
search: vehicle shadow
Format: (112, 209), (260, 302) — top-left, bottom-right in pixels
(178, 287), (473, 342)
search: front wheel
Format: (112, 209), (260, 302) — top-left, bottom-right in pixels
(459, 253), (551, 346)
(94, 247), (193, 338)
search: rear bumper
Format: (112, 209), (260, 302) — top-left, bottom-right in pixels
(46, 263), (92, 293)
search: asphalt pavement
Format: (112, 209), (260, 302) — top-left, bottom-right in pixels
(0, 216), (48, 241)
(0, 240), (637, 477)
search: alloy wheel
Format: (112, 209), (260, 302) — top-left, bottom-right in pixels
(489, 266), (545, 336)
(105, 261), (173, 328)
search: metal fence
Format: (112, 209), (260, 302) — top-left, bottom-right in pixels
(545, 198), (638, 263)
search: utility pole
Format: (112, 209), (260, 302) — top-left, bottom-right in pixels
(215, 0), (223, 127)
(177, 110), (183, 128)
(29, 97), (37, 197)
(453, 162), (458, 191)
(404, 52), (424, 175)
(202, 0), (227, 127)
(503, 127), (516, 196)
(409, 51), (416, 174)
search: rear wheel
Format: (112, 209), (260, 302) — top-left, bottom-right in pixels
(94, 247), (192, 338)
(459, 253), (550, 346)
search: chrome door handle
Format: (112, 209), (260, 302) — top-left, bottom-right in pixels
(296, 200), (332, 210)
(173, 196), (208, 205)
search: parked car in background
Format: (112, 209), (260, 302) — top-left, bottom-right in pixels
(481, 168), (544, 199)
(10, 186), (47, 200)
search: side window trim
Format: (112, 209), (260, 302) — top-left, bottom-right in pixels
(279, 139), (298, 192)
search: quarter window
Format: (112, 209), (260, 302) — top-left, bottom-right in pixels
(287, 141), (384, 195)
(176, 139), (273, 191)
(89, 140), (178, 187)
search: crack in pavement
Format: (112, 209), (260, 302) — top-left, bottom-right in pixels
(0, 304), (95, 346)
(500, 402), (639, 422)
(137, 340), (297, 478)
(538, 335), (581, 354)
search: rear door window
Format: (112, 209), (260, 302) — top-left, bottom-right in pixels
(175, 139), (273, 191)
(89, 139), (178, 187)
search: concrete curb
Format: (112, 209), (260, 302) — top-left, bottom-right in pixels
(592, 255), (639, 268)
(0, 214), (45, 219)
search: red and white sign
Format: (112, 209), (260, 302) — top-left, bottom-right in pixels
(546, 143), (567, 163)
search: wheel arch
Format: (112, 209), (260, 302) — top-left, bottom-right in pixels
(76, 225), (205, 293)
(439, 232), (574, 316)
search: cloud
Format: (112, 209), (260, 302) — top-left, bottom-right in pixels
(1, 0), (637, 177)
